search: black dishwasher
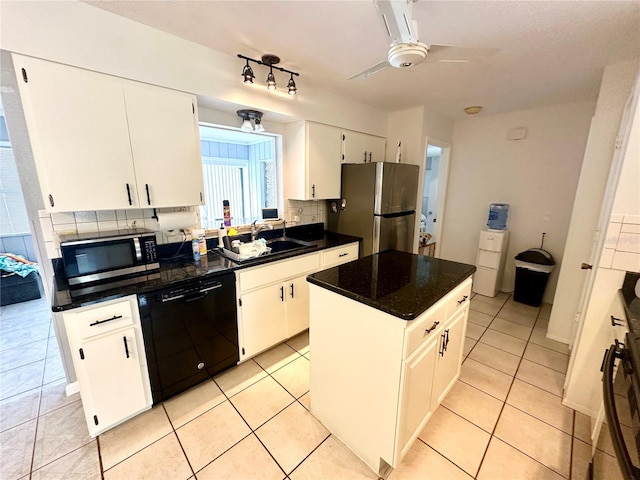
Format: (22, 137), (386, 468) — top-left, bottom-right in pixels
(138, 272), (238, 404)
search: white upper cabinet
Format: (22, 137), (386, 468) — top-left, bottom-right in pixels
(13, 54), (204, 212)
(342, 130), (386, 164)
(285, 121), (342, 200)
(124, 82), (204, 208)
(14, 55), (138, 212)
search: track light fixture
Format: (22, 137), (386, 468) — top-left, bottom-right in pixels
(237, 109), (266, 132)
(237, 53), (300, 95)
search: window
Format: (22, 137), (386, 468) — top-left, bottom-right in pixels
(199, 124), (279, 230)
(0, 105), (31, 235)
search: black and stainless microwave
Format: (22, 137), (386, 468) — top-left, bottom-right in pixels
(60, 230), (159, 286)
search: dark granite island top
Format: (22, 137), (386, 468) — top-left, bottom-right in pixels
(306, 250), (476, 320)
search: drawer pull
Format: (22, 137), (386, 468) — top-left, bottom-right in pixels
(89, 315), (123, 327)
(338, 253), (349, 257)
(123, 336), (130, 358)
(425, 321), (440, 335)
(457, 295), (469, 305)
(611, 315), (624, 327)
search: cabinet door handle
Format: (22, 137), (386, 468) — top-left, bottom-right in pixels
(280, 286), (284, 302)
(311, 184), (316, 198)
(290, 283), (295, 298)
(123, 336), (130, 358)
(48, 194), (55, 207)
(126, 183), (132, 205)
(439, 334), (446, 357)
(368, 152), (372, 162)
(611, 315), (624, 327)
(457, 295), (469, 305)
(89, 315), (123, 327)
(424, 321), (440, 335)
(444, 328), (450, 351)
(363, 152), (367, 163)
(145, 184), (151, 205)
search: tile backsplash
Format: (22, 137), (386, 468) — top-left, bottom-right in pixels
(600, 213), (640, 272)
(38, 201), (328, 260)
(38, 207), (196, 259)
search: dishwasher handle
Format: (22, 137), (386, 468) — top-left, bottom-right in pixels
(161, 283), (223, 303)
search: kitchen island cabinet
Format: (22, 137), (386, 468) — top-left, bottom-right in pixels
(13, 54), (203, 212)
(307, 251), (474, 477)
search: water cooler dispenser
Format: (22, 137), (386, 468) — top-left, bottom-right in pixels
(473, 204), (511, 297)
(473, 230), (510, 297)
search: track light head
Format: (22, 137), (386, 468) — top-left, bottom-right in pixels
(242, 61), (255, 84)
(266, 68), (277, 91)
(287, 75), (297, 95)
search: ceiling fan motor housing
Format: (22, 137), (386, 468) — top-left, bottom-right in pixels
(388, 42), (428, 68)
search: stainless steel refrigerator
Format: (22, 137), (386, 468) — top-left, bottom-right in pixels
(328, 162), (419, 257)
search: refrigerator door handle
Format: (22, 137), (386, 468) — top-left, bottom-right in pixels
(376, 210), (416, 219)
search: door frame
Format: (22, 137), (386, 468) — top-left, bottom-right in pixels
(420, 137), (451, 258)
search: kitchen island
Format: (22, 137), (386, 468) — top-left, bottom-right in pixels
(306, 250), (475, 478)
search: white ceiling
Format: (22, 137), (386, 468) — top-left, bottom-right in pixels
(84, 0), (640, 120)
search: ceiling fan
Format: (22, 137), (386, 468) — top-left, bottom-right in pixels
(350, 0), (497, 80)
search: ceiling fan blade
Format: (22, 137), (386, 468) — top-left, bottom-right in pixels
(348, 60), (391, 80)
(427, 45), (500, 63)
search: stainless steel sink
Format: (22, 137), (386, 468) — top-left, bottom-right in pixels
(218, 237), (315, 264)
(266, 237), (314, 253)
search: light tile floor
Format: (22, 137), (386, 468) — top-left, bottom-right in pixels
(0, 292), (629, 479)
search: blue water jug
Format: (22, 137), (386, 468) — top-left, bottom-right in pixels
(487, 203), (509, 230)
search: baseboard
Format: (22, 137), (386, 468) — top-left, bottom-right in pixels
(65, 381), (80, 396)
(546, 331), (570, 345)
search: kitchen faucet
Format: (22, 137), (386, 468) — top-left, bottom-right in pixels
(251, 220), (273, 241)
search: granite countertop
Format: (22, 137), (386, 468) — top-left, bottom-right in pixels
(621, 272), (640, 333)
(306, 250), (476, 320)
(52, 224), (360, 311)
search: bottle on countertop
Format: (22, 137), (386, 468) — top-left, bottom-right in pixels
(192, 238), (200, 261)
(217, 223), (227, 249)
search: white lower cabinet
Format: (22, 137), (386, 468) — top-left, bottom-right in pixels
(431, 306), (468, 410)
(63, 295), (151, 437)
(236, 242), (359, 361)
(396, 334), (438, 459)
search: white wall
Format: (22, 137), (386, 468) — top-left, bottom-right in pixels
(441, 100), (596, 301)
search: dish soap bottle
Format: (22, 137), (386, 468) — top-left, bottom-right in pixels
(217, 223), (227, 250)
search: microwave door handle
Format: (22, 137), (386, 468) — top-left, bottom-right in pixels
(133, 238), (142, 261)
(602, 343), (639, 479)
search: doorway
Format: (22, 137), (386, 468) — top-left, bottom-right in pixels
(418, 139), (451, 257)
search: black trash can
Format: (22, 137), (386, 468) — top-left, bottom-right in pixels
(513, 248), (555, 307)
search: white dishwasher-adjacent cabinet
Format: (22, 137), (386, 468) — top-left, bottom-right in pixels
(473, 230), (510, 297)
(63, 295), (152, 437)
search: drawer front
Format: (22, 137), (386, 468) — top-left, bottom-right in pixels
(446, 278), (473, 319)
(66, 297), (136, 340)
(477, 249), (500, 269)
(237, 252), (320, 293)
(478, 231), (506, 252)
(321, 243), (359, 268)
(403, 298), (447, 359)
